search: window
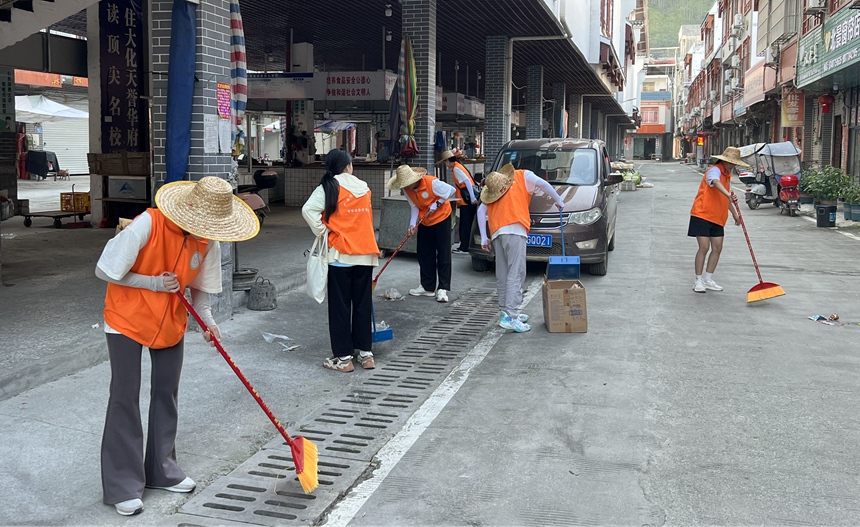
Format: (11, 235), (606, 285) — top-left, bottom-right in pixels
(601, 0), (614, 38)
(832, 0), (852, 13)
(642, 107), (659, 123)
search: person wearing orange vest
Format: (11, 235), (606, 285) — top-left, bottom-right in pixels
(95, 176), (259, 516)
(688, 146), (749, 293)
(386, 164), (457, 303)
(302, 149), (380, 372)
(436, 150), (478, 254)
(477, 163), (564, 332)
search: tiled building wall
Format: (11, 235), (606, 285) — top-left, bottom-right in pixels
(483, 35), (510, 175)
(401, 0), (437, 169)
(526, 65), (543, 139)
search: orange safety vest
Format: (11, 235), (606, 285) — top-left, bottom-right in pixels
(322, 186), (380, 256)
(487, 169), (532, 236)
(103, 209), (208, 349)
(403, 175), (452, 227)
(452, 162), (476, 207)
(690, 163), (732, 226)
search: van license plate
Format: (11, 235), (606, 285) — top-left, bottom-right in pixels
(527, 234), (552, 247)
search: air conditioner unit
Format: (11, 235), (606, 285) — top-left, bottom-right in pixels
(850, 0), (860, 8)
(731, 55), (741, 69)
(805, 0), (827, 14)
(711, 90), (718, 101)
(700, 59), (707, 69)
(724, 82), (732, 94)
(731, 26), (743, 38)
(733, 13), (745, 28)
(766, 46), (779, 64)
(731, 78), (741, 90)
(701, 100), (708, 110)
(724, 70), (734, 81)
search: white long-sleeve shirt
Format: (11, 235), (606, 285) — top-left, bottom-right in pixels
(477, 170), (564, 245)
(452, 166), (477, 203)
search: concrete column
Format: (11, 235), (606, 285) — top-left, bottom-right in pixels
(402, 0), (437, 169)
(551, 82), (566, 138)
(86, 5), (104, 225)
(483, 35), (510, 175)
(150, 0), (234, 319)
(526, 65), (543, 139)
(568, 93), (582, 138)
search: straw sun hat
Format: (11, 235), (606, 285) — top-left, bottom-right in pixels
(386, 165), (427, 190)
(480, 163), (516, 204)
(711, 146), (752, 169)
(435, 150), (459, 165)
(155, 176), (260, 242)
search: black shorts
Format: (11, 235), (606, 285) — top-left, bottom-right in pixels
(687, 215), (724, 237)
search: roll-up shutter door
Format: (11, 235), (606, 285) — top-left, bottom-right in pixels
(40, 119), (90, 175)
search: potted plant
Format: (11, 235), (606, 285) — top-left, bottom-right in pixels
(798, 167), (816, 205)
(816, 165), (849, 205)
(845, 183), (860, 222)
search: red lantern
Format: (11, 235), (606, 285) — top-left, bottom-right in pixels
(818, 93), (835, 114)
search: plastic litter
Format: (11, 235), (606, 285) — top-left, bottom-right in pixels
(92, 323), (99, 329)
(375, 321), (389, 331)
(279, 343), (301, 352)
(382, 288), (405, 301)
(261, 331), (293, 343)
(639, 182), (654, 188)
(0, 233), (15, 240)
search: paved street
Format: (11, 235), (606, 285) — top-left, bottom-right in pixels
(1, 161), (859, 526)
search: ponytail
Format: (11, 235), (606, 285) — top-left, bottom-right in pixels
(320, 148), (352, 221)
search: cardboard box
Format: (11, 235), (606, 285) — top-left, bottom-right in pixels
(542, 278), (587, 333)
(60, 192), (90, 212)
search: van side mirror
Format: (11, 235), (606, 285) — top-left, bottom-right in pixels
(606, 172), (624, 186)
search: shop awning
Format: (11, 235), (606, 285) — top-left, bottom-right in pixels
(15, 95), (88, 123)
(314, 120), (355, 132)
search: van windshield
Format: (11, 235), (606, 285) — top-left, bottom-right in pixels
(497, 148), (598, 185)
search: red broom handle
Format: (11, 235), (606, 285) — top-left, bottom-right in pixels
(175, 291), (295, 446)
(730, 193), (764, 284)
(372, 207), (434, 284)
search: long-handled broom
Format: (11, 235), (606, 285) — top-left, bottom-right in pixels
(730, 193), (786, 303)
(371, 208), (434, 292)
(175, 291), (318, 493)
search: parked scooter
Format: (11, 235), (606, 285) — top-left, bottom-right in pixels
(237, 169), (278, 225)
(738, 142), (802, 217)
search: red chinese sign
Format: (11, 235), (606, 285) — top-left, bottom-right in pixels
(217, 82), (231, 119)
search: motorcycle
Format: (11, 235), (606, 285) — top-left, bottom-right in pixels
(738, 142), (802, 217)
(237, 169), (278, 226)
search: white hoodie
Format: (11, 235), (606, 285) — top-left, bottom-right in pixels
(301, 173), (379, 267)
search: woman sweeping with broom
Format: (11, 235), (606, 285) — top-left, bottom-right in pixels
(95, 176), (260, 516)
(688, 147), (750, 293)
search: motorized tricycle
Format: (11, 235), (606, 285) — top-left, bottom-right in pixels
(737, 142), (802, 217)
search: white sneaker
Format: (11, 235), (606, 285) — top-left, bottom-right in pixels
(436, 289), (449, 302)
(114, 498), (143, 516)
(501, 311), (529, 323)
(147, 476), (196, 493)
(510, 319), (531, 333)
(409, 287), (435, 297)
(693, 279), (706, 293)
(703, 279), (723, 291)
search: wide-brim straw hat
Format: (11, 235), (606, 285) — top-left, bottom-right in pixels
(386, 165), (427, 190)
(711, 146), (752, 169)
(155, 176), (260, 242)
(480, 163), (516, 204)
(435, 150), (459, 165)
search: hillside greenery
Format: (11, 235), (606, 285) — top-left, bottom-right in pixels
(648, 0), (713, 50)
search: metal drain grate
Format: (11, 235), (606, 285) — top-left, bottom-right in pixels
(178, 289), (499, 526)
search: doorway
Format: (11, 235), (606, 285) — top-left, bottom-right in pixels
(833, 116), (843, 168)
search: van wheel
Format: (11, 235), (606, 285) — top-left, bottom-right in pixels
(472, 257), (493, 272)
(589, 250), (608, 276)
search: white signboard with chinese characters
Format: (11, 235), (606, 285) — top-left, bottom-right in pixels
(313, 71), (397, 101)
(247, 73), (313, 99)
(0, 67), (14, 132)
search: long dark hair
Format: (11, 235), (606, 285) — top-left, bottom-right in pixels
(321, 149), (352, 221)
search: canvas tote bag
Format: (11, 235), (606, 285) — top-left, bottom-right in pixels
(306, 231), (329, 303)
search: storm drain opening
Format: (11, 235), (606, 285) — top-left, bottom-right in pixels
(179, 289), (499, 526)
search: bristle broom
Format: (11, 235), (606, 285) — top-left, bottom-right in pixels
(292, 436), (319, 493)
(747, 284), (785, 303)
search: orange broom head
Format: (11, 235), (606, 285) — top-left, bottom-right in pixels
(291, 436), (319, 493)
(747, 282), (785, 303)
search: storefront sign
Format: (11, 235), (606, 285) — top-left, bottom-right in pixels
(217, 82), (231, 119)
(743, 61), (777, 107)
(73, 77), (89, 87)
(99, 0), (146, 153)
(797, 8), (860, 87)
(0, 66), (14, 132)
(721, 101), (733, 122)
(781, 86), (805, 127)
(440, 92), (465, 114)
(436, 86), (443, 111)
(311, 71), (397, 101)
(247, 72), (313, 99)
(15, 70), (62, 88)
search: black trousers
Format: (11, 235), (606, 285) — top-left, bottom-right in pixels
(457, 204), (477, 252)
(417, 215), (452, 292)
(327, 265), (373, 357)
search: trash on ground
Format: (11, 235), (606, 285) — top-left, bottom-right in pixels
(375, 321), (389, 331)
(0, 233), (15, 240)
(91, 323), (99, 329)
(261, 331), (293, 343)
(828, 313), (840, 321)
(279, 343), (301, 352)
(639, 182), (654, 188)
(382, 288), (405, 301)
(809, 314), (840, 326)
